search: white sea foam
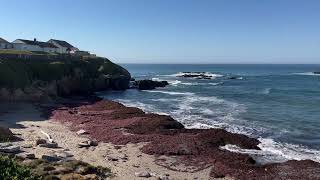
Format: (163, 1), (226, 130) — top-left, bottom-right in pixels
(166, 72), (224, 78)
(143, 90), (195, 96)
(258, 138), (320, 163)
(220, 138), (320, 164)
(261, 88), (271, 95)
(293, 72), (320, 76)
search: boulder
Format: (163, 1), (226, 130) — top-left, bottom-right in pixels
(42, 154), (61, 162)
(0, 144), (21, 153)
(36, 139), (47, 145)
(17, 153), (36, 159)
(39, 142), (58, 148)
(134, 80), (169, 90)
(88, 139), (98, 146)
(0, 126), (14, 142)
(55, 151), (74, 159)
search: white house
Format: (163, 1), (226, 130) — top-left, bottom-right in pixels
(12, 39), (59, 53)
(47, 39), (78, 54)
(0, 37), (13, 49)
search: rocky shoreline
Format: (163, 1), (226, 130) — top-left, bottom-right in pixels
(46, 99), (320, 179)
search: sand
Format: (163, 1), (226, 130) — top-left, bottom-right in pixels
(1, 103), (216, 180)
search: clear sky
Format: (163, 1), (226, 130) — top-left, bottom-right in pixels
(1, 0), (320, 64)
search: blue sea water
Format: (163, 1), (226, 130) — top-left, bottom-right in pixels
(99, 64), (320, 163)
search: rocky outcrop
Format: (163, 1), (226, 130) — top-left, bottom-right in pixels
(176, 72), (213, 79)
(0, 57), (131, 102)
(132, 80), (169, 90)
(50, 100), (320, 179)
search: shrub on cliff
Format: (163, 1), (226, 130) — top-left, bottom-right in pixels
(0, 155), (39, 180)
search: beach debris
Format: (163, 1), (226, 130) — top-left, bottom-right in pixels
(135, 171), (152, 178)
(78, 141), (90, 148)
(76, 129), (88, 135)
(42, 154), (61, 162)
(36, 139), (47, 146)
(40, 130), (54, 143)
(0, 143), (20, 153)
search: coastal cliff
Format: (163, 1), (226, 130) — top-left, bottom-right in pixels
(0, 57), (131, 101)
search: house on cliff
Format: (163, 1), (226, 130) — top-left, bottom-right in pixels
(48, 39), (79, 54)
(0, 38), (13, 49)
(12, 39), (59, 53)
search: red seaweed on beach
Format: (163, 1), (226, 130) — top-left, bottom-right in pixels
(50, 100), (320, 179)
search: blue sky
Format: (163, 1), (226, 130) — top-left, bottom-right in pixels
(1, 0), (320, 64)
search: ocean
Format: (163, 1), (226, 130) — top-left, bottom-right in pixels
(98, 64), (320, 163)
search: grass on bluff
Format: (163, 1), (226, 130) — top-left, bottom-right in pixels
(0, 49), (33, 55)
(0, 49), (57, 56)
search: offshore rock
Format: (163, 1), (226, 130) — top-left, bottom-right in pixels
(133, 80), (169, 90)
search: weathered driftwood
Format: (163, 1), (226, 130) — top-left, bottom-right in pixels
(40, 130), (54, 143)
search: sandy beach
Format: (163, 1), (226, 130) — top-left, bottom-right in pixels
(1, 103), (214, 180)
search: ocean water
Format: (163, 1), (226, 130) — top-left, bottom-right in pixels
(99, 64), (320, 163)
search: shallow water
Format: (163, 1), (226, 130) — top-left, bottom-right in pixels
(99, 64), (320, 163)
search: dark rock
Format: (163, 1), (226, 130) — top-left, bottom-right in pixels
(88, 139), (98, 146)
(42, 154), (61, 162)
(0, 144), (21, 153)
(39, 142), (58, 148)
(314, 71), (320, 74)
(134, 80), (169, 90)
(36, 139), (47, 146)
(177, 72), (214, 79)
(0, 126), (15, 142)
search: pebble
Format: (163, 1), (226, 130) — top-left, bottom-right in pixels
(76, 129), (88, 135)
(135, 171), (152, 178)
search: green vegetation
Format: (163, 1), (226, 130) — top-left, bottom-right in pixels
(0, 49), (33, 55)
(0, 155), (39, 180)
(0, 155), (112, 179)
(0, 57), (130, 89)
(0, 49), (57, 56)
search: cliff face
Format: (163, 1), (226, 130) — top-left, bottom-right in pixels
(0, 57), (131, 101)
